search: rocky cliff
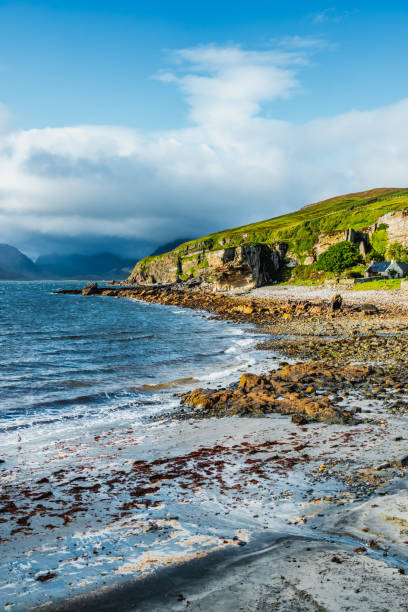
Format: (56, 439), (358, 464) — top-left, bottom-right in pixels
(128, 188), (408, 289)
(129, 243), (288, 290)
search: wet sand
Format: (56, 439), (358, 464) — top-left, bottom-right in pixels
(2, 402), (408, 610)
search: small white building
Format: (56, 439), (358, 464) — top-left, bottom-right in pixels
(364, 260), (408, 278)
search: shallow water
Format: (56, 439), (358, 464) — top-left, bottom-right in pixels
(0, 281), (268, 451)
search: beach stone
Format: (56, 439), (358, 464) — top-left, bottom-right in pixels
(330, 294), (343, 312)
(239, 373), (263, 390)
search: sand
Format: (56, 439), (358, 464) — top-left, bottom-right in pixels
(2, 399), (406, 611)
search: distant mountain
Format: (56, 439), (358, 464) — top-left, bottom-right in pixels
(36, 252), (136, 280)
(149, 238), (192, 257)
(0, 240), (193, 281)
(0, 244), (42, 279)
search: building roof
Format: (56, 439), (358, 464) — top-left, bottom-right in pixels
(366, 261), (390, 273)
(365, 261), (408, 273)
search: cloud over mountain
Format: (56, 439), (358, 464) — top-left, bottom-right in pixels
(1, 42), (408, 256)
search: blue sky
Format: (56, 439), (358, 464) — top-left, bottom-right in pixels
(0, 1), (408, 257)
(2, 0), (408, 130)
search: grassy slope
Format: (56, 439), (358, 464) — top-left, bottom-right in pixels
(351, 279), (401, 291)
(132, 188), (408, 275)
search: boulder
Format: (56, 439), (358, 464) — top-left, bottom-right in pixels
(330, 294), (343, 312)
(360, 303), (378, 315)
(82, 281), (99, 295)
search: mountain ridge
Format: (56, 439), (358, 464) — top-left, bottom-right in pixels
(0, 244), (43, 280)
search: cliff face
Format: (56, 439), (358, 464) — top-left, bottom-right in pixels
(130, 252), (180, 285)
(376, 209), (408, 248)
(206, 244), (287, 290)
(128, 188), (408, 289)
(128, 243), (287, 290)
(312, 228), (370, 260)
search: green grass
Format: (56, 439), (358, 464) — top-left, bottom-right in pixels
(351, 279), (401, 291)
(171, 188), (408, 256)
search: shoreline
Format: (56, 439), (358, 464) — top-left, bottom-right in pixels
(44, 528), (408, 612)
(3, 284), (408, 610)
(55, 284), (408, 610)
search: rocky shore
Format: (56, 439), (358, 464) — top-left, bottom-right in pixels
(57, 282), (404, 324)
(57, 283), (408, 425)
(49, 282), (408, 610)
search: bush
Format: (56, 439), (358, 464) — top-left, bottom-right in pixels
(366, 249), (385, 262)
(290, 264), (315, 280)
(371, 228), (388, 255)
(345, 270), (363, 278)
(386, 241), (408, 262)
(316, 241), (362, 275)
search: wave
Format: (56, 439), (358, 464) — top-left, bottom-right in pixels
(0, 281), (276, 448)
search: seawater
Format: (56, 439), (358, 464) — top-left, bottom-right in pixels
(0, 281), (268, 451)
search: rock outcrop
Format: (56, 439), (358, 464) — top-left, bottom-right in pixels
(129, 243), (287, 290)
(180, 361), (373, 423)
(312, 228), (370, 260)
(207, 244), (286, 291)
(131, 252), (180, 285)
(81, 281), (99, 295)
(371, 209), (408, 248)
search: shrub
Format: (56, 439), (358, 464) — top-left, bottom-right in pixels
(386, 241), (408, 262)
(371, 228), (388, 255)
(290, 264), (316, 281)
(345, 270), (363, 278)
(366, 249), (385, 262)
(316, 241), (362, 275)
(197, 258), (209, 269)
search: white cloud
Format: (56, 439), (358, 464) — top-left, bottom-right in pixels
(157, 44), (303, 127)
(0, 43), (408, 256)
(277, 35), (327, 50)
(312, 8), (357, 24)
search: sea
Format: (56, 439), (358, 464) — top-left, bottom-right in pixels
(0, 281), (269, 453)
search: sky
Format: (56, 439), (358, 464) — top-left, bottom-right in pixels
(1, 0), (408, 258)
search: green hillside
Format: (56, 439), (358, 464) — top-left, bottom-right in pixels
(130, 187), (408, 284)
(145, 188), (408, 259)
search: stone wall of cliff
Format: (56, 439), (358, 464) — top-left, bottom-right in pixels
(373, 209), (408, 248)
(128, 243), (288, 290)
